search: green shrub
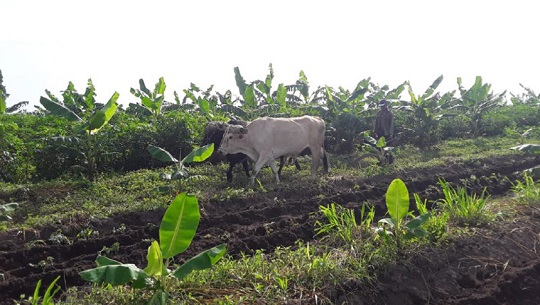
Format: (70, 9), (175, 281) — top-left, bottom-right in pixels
(328, 112), (370, 153)
(482, 109), (515, 137)
(437, 114), (472, 140)
(499, 104), (540, 128)
(79, 110), (207, 174)
(1, 114), (74, 182)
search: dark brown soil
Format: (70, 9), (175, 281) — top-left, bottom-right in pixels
(1, 153), (540, 304)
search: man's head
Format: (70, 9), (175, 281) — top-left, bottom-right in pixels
(379, 100), (389, 108)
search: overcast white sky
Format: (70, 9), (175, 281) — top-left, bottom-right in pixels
(1, 0), (538, 109)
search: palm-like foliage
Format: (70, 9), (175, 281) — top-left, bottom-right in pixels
(130, 77), (167, 119)
(0, 70), (33, 114)
(455, 76), (505, 137)
(180, 83), (219, 118)
(39, 80), (120, 181)
(399, 75), (455, 149)
(0, 69), (9, 114)
(233, 64), (319, 119)
(38, 80), (99, 119)
(509, 83), (540, 106)
(323, 79), (370, 121)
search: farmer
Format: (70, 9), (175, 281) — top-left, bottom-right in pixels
(373, 99), (395, 145)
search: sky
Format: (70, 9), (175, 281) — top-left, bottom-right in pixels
(1, 0), (538, 110)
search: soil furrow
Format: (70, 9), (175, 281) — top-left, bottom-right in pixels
(1, 153), (539, 303)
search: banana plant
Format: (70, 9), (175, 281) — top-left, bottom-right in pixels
(233, 64), (304, 118)
(399, 75), (455, 149)
(360, 131), (394, 166)
(0, 69), (29, 114)
(0, 89), (28, 114)
(324, 80), (370, 120)
(454, 76), (505, 137)
(0, 69), (8, 114)
(181, 83), (218, 118)
(510, 83), (540, 106)
(80, 193), (227, 305)
(211, 89), (249, 118)
(39, 81), (119, 181)
(130, 77), (167, 119)
(147, 143), (214, 194)
(377, 179), (430, 251)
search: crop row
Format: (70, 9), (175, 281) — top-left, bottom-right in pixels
(1, 66), (540, 183)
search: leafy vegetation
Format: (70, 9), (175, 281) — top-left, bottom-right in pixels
(511, 172), (540, 206)
(437, 179), (493, 226)
(455, 76), (506, 138)
(376, 179), (430, 250)
(130, 77), (167, 119)
(147, 143), (214, 194)
(399, 75), (456, 148)
(1, 67), (540, 304)
(80, 193), (226, 305)
(38, 80), (120, 181)
(21, 276), (61, 305)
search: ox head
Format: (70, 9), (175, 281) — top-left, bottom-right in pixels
(218, 125), (248, 155)
(202, 121), (232, 164)
(202, 122), (227, 145)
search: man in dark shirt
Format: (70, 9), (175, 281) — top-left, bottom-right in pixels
(374, 99), (395, 145)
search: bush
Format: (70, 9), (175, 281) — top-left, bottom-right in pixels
(437, 114), (472, 140)
(495, 104), (540, 128)
(1, 114), (74, 182)
(482, 109), (515, 137)
(98, 110), (207, 173)
(0, 109), (209, 182)
(328, 112), (370, 153)
(394, 110), (442, 148)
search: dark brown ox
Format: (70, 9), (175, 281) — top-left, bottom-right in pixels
(202, 120), (250, 182)
(219, 115), (330, 185)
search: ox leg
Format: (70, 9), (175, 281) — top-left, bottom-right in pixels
(278, 156), (285, 176)
(322, 148), (330, 173)
(241, 159), (250, 177)
(310, 146), (322, 178)
(226, 162), (236, 182)
(294, 158), (301, 170)
(249, 161), (264, 186)
(249, 156), (278, 186)
(268, 159), (280, 184)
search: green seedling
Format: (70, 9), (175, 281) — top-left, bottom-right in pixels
(377, 178), (431, 250)
(80, 193), (226, 305)
(147, 143), (214, 194)
(25, 275), (61, 305)
(512, 172), (540, 206)
(360, 131), (394, 165)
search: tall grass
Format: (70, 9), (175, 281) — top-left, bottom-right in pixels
(511, 172), (540, 206)
(314, 202), (374, 246)
(438, 179), (493, 226)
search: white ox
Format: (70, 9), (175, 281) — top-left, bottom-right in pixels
(219, 115), (330, 185)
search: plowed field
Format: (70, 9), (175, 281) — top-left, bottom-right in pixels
(1, 154), (540, 304)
